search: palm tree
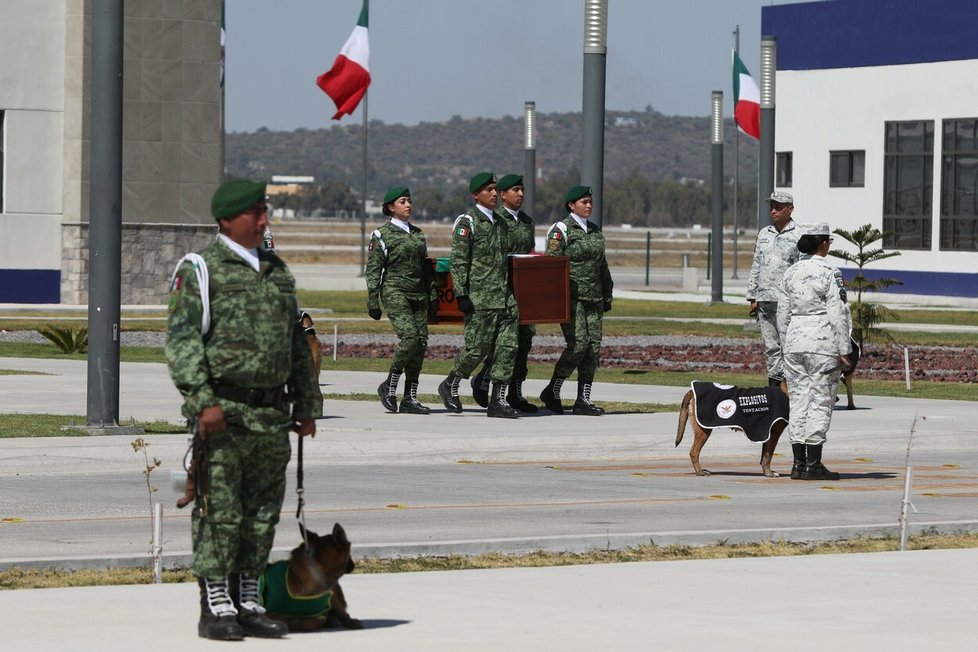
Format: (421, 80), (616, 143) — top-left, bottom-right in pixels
(829, 224), (902, 350)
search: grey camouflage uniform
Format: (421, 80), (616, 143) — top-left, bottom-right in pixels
(777, 255), (852, 446)
(449, 206), (519, 381)
(365, 221), (437, 379)
(747, 219), (801, 380)
(545, 215), (614, 383)
(166, 237), (321, 579)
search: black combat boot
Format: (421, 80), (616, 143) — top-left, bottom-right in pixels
(198, 576), (244, 640)
(539, 375), (566, 414)
(438, 371), (463, 413)
(399, 378), (431, 414)
(487, 382), (519, 418)
(572, 382), (605, 416)
(790, 443), (807, 479)
(507, 379), (538, 413)
(800, 444), (840, 480)
(470, 364), (491, 408)
(378, 370), (401, 413)
(232, 574), (287, 638)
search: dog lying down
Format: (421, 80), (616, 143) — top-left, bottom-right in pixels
(259, 523), (362, 632)
(675, 380), (789, 477)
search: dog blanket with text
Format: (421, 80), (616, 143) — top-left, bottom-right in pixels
(691, 381), (789, 443)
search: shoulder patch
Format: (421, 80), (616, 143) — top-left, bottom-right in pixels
(456, 226), (469, 237)
(548, 230), (561, 240)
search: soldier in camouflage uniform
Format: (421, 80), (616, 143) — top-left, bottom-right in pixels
(437, 172), (520, 418)
(469, 173), (539, 412)
(777, 222), (852, 481)
(365, 186), (438, 415)
(747, 191), (802, 386)
(166, 179), (321, 640)
(540, 185), (614, 416)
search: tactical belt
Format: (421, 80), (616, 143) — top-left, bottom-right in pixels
(212, 382), (289, 412)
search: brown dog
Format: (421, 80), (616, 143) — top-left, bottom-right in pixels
(675, 381), (788, 477)
(840, 338), (860, 410)
(260, 523), (362, 632)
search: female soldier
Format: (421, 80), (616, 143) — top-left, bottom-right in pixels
(540, 185), (614, 415)
(777, 222), (852, 480)
(365, 187), (438, 414)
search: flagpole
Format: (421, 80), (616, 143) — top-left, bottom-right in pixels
(731, 26), (740, 279)
(358, 90), (368, 277)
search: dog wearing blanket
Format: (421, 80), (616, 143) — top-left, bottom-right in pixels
(675, 380), (789, 477)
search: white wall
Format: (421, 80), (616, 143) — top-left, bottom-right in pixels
(775, 59), (978, 275)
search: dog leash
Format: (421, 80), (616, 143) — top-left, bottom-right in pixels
(296, 434), (312, 553)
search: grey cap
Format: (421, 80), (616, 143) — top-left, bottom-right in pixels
(765, 190), (794, 205)
(801, 222), (830, 236)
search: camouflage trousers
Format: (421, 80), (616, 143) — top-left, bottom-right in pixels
(192, 421), (291, 579)
(554, 300), (603, 382)
(756, 301), (785, 381)
(783, 351), (841, 445)
(452, 304), (519, 382)
(384, 294), (430, 379)
(480, 323), (536, 383)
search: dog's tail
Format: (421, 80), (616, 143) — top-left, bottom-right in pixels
(675, 389), (693, 447)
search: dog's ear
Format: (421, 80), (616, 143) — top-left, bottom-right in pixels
(332, 523), (349, 545)
(299, 522), (319, 543)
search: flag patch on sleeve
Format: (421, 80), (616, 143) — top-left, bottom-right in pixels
(456, 226), (469, 237)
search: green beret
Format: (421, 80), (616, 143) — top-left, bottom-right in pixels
(211, 179), (267, 220)
(382, 186), (410, 216)
(564, 185), (592, 209)
(496, 174), (523, 192)
(469, 171), (496, 194)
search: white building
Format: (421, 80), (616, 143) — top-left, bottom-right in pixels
(763, 0), (978, 297)
(0, 0), (221, 304)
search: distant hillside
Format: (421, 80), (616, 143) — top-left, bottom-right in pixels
(226, 108), (759, 198)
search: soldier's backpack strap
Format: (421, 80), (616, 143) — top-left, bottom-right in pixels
(370, 228), (388, 258)
(169, 253), (211, 336)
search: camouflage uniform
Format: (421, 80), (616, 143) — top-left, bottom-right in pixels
(545, 214), (613, 395)
(166, 236), (321, 580)
(365, 220), (437, 398)
(747, 219), (801, 382)
(777, 255), (852, 447)
(448, 206), (519, 382)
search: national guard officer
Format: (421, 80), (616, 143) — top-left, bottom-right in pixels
(777, 222), (852, 481)
(366, 186), (438, 414)
(747, 190), (802, 386)
(437, 172), (520, 418)
(166, 179), (321, 640)
(469, 173), (539, 412)
(540, 185), (614, 415)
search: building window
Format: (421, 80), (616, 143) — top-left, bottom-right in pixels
(830, 150), (865, 187)
(940, 118), (978, 251)
(776, 152), (792, 187)
(883, 120), (933, 250)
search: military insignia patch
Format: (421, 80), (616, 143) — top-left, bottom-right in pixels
(170, 275), (182, 292)
(548, 238), (560, 253)
(549, 231), (561, 240)
(368, 240), (375, 251)
(456, 226), (469, 237)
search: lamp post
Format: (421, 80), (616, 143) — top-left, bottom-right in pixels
(524, 101), (536, 220)
(710, 91), (724, 304)
(581, 0), (607, 227)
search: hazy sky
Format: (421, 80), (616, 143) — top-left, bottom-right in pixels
(225, 0), (801, 133)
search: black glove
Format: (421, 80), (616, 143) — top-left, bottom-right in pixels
(368, 307), (382, 320)
(457, 296), (474, 314)
(429, 298), (440, 316)
(603, 301), (613, 313)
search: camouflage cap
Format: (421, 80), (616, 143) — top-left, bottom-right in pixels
(382, 186), (410, 216)
(765, 190), (794, 205)
(211, 179), (267, 220)
(469, 171), (496, 193)
(496, 174), (523, 192)
(801, 222), (831, 236)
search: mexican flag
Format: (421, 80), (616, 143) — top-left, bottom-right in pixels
(316, 1), (370, 120)
(732, 51), (760, 140)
